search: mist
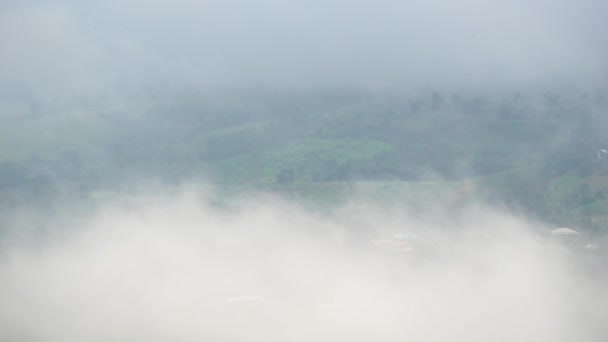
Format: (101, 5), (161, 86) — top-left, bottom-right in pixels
(1, 0), (608, 340)
(1, 0), (607, 102)
(0, 187), (606, 341)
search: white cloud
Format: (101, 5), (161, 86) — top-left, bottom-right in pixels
(0, 187), (605, 341)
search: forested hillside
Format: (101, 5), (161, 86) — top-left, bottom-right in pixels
(1, 87), (608, 231)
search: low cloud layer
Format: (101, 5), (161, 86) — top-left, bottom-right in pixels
(0, 187), (606, 341)
(1, 0), (607, 102)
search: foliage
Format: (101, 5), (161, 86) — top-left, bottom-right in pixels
(1, 86), (607, 232)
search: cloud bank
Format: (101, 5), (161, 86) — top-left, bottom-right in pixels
(0, 187), (606, 341)
(1, 0), (606, 102)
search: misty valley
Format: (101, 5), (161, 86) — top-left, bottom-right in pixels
(1, 0), (608, 340)
(1, 87), (608, 341)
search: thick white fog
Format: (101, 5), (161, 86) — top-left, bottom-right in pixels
(0, 187), (606, 341)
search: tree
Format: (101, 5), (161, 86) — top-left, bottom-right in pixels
(276, 168), (294, 185)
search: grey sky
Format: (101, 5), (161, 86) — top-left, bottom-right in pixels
(1, 0), (606, 98)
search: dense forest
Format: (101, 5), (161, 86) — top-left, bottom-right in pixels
(1, 86), (608, 232)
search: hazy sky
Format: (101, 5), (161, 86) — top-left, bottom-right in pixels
(1, 0), (606, 99)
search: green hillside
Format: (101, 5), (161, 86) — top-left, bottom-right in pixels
(1, 87), (608, 232)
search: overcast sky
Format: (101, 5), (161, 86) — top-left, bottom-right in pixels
(1, 0), (606, 99)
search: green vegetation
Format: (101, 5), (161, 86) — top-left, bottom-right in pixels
(1, 87), (608, 233)
(208, 138), (392, 185)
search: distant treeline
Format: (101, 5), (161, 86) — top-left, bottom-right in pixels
(1, 87), (608, 231)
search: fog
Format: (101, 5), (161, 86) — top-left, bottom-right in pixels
(1, 0), (607, 101)
(1, 0), (608, 340)
(0, 186), (606, 341)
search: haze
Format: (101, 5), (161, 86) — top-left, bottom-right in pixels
(0, 0), (607, 341)
(1, 0), (607, 99)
